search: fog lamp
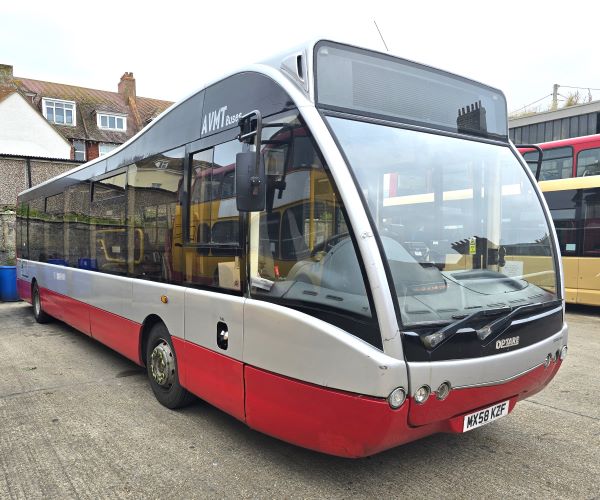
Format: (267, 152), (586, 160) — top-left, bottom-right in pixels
(388, 387), (406, 409)
(414, 385), (431, 404)
(544, 353), (552, 368)
(560, 345), (568, 360)
(436, 381), (451, 400)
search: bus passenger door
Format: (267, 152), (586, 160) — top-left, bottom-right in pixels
(578, 189), (600, 305)
(182, 286), (245, 420)
(543, 188), (580, 304)
(562, 257), (579, 303)
(179, 141), (246, 421)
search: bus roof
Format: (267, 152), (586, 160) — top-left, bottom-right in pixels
(519, 133), (600, 151)
(18, 38), (509, 201)
(539, 174), (600, 192)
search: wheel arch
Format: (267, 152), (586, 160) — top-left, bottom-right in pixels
(140, 314), (166, 367)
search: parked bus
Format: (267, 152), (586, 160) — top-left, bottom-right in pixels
(15, 40), (567, 458)
(539, 175), (600, 305)
(521, 133), (600, 180)
(519, 135), (600, 306)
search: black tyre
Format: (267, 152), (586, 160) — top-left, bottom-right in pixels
(146, 322), (194, 409)
(32, 282), (51, 324)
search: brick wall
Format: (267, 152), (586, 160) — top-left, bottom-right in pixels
(0, 156), (80, 208)
(0, 157), (28, 209)
(0, 210), (15, 265)
(87, 142), (99, 161)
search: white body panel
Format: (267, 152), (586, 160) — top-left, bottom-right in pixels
(130, 280), (186, 340)
(185, 289), (245, 361)
(89, 272), (132, 319)
(408, 325), (568, 393)
(243, 298), (407, 397)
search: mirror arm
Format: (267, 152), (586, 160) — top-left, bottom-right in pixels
(238, 110), (264, 193)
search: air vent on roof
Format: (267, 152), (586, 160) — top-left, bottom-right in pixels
(281, 51), (308, 93)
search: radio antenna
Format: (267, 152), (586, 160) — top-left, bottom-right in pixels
(373, 19), (389, 52)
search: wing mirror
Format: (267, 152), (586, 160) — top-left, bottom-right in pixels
(236, 110), (266, 212)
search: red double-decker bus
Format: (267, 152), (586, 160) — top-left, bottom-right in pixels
(520, 133), (600, 180)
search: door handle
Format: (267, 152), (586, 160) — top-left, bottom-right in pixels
(217, 321), (228, 350)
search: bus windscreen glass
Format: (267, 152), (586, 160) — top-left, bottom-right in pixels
(315, 43), (508, 139)
(328, 117), (558, 326)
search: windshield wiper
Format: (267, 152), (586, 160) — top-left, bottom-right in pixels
(476, 300), (562, 341)
(420, 308), (501, 349)
(420, 300), (561, 349)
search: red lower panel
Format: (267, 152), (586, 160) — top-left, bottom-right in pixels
(40, 287), (64, 321)
(408, 361), (562, 427)
(40, 287), (91, 336)
(38, 286), (141, 365)
(17, 278), (32, 303)
(173, 338), (245, 421)
(89, 307), (142, 365)
(244, 366), (444, 458)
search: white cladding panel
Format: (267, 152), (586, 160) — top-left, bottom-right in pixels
(243, 298), (407, 398)
(185, 289), (245, 361)
(407, 325), (568, 394)
(130, 280), (186, 340)
(88, 272), (132, 319)
(0, 93), (71, 159)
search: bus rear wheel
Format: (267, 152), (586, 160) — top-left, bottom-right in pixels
(146, 323), (194, 409)
(32, 282), (50, 324)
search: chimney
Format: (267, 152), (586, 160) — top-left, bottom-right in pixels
(0, 64), (14, 90)
(118, 72), (136, 101)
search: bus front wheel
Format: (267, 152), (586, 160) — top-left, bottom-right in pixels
(146, 323), (194, 409)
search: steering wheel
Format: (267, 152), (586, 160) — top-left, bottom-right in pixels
(310, 232), (350, 258)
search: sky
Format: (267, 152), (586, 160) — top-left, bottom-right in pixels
(1, 0), (599, 114)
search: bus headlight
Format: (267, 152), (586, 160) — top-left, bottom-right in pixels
(560, 345), (568, 360)
(414, 385), (431, 404)
(388, 387), (406, 409)
(436, 381), (451, 400)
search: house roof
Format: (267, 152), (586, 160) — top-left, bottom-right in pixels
(13, 77), (172, 144)
(0, 87), (15, 104)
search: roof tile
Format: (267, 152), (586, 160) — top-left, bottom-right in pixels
(13, 76), (172, 144)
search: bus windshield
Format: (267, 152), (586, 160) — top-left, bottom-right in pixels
(327, 117), (559, 326)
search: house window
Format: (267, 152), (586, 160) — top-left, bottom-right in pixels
(97, 113), (127, 131)
(99, 143), (117, 156)
(43, 98), (76, 126)
(73, 140), (86, 162)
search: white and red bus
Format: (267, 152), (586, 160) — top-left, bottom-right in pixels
(15, 40), (567, 457)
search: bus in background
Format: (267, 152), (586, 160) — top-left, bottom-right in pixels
(518, 134), (600, 306)
(15, 40), (567, 458)
(539, 175), (600, 305)
(520, 133), (600, 180)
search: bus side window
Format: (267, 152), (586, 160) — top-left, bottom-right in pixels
(185, 140), (243, 290)
(577, 148), (600, 177)
(524, 147), (573, 180)
(251, 118), (381, 349)
(91, 172), (127, 275)
(127, 147), (185, 282)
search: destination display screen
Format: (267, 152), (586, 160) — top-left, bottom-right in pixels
(315, 42), (508, 139)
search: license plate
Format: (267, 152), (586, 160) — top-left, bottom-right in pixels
(463, 400), (509, 432)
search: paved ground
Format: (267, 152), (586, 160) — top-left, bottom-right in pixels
(0, 301), (598, 499)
